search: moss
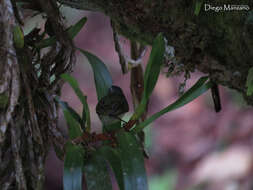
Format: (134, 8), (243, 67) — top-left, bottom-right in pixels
(57, 0), (253, 105)
(113, 20), (153, 44)
(0, 93), (8, 109)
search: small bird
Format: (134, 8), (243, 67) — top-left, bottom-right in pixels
(96, 86), (129, 125)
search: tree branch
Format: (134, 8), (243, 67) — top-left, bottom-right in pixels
(58, 0), (253, 104)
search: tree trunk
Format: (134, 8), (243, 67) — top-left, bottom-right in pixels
(0, 0), (74, 189)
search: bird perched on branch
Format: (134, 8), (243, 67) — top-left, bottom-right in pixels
(96, 85), (129, 125)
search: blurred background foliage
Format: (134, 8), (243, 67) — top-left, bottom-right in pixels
(39, 6), (253, 190)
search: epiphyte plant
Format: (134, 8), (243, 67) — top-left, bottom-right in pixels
(52, 17), (216, 190)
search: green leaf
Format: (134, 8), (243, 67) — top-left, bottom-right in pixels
(61, 73), (91, 131)
(63, 110), (83, 140)
(143, 33), (165, 101)
(82, 99), (91, 132)
(36, 17), (87, 49)
(82, 106), (87, 131)
(246, 67), (253, 96)
(55, 96), (84, 129)
(0, 93), (9, 109)
(133, 77), (212, 133)
(131, 33), (165, 120)
(13, 25), (24, 49)
(149, 170), (177, 190)
(98, 146), (125, 190)
(84, 151), (113, 190)
(53, 143), (64, 161)
(64, 142), (85, 190)
(78, 48), (113, 101)
(194, 0), (203, 16)
(116, 130), (148, 190)
(65, 17), (87, 38)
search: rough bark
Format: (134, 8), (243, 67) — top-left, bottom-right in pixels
(0, 0), (74, 189)
(59, 0), (253, 105)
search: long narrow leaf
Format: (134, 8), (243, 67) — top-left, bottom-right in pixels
(64, 142), (85, 190)
(132, 77), (212, 133)
(55, 96), (83, 129)
(143, 33), (165, 101)
(131, 33), (165, 120)
(246, 67), (253, 96)
(194, 0), (203, 16)
(13, 26), (24, 49)
(61, 73), (91, 130)
(82, 107), (87, 131)
(82, 97), (91, 132)
(98, 146), (125, 190)
(116, 130), (148, 190)
(36, 17), (87, 49)
(84, 151), (113, 190)
(78, 48), (113, 101)
(63, 110), (82, 139)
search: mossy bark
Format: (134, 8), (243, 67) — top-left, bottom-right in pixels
(60, 0), (253, 104)
(0, 0), (71, 189)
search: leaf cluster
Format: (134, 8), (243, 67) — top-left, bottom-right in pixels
(46, 17), (214, 190)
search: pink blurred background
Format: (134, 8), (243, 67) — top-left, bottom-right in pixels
(44, 9), (253, 190)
